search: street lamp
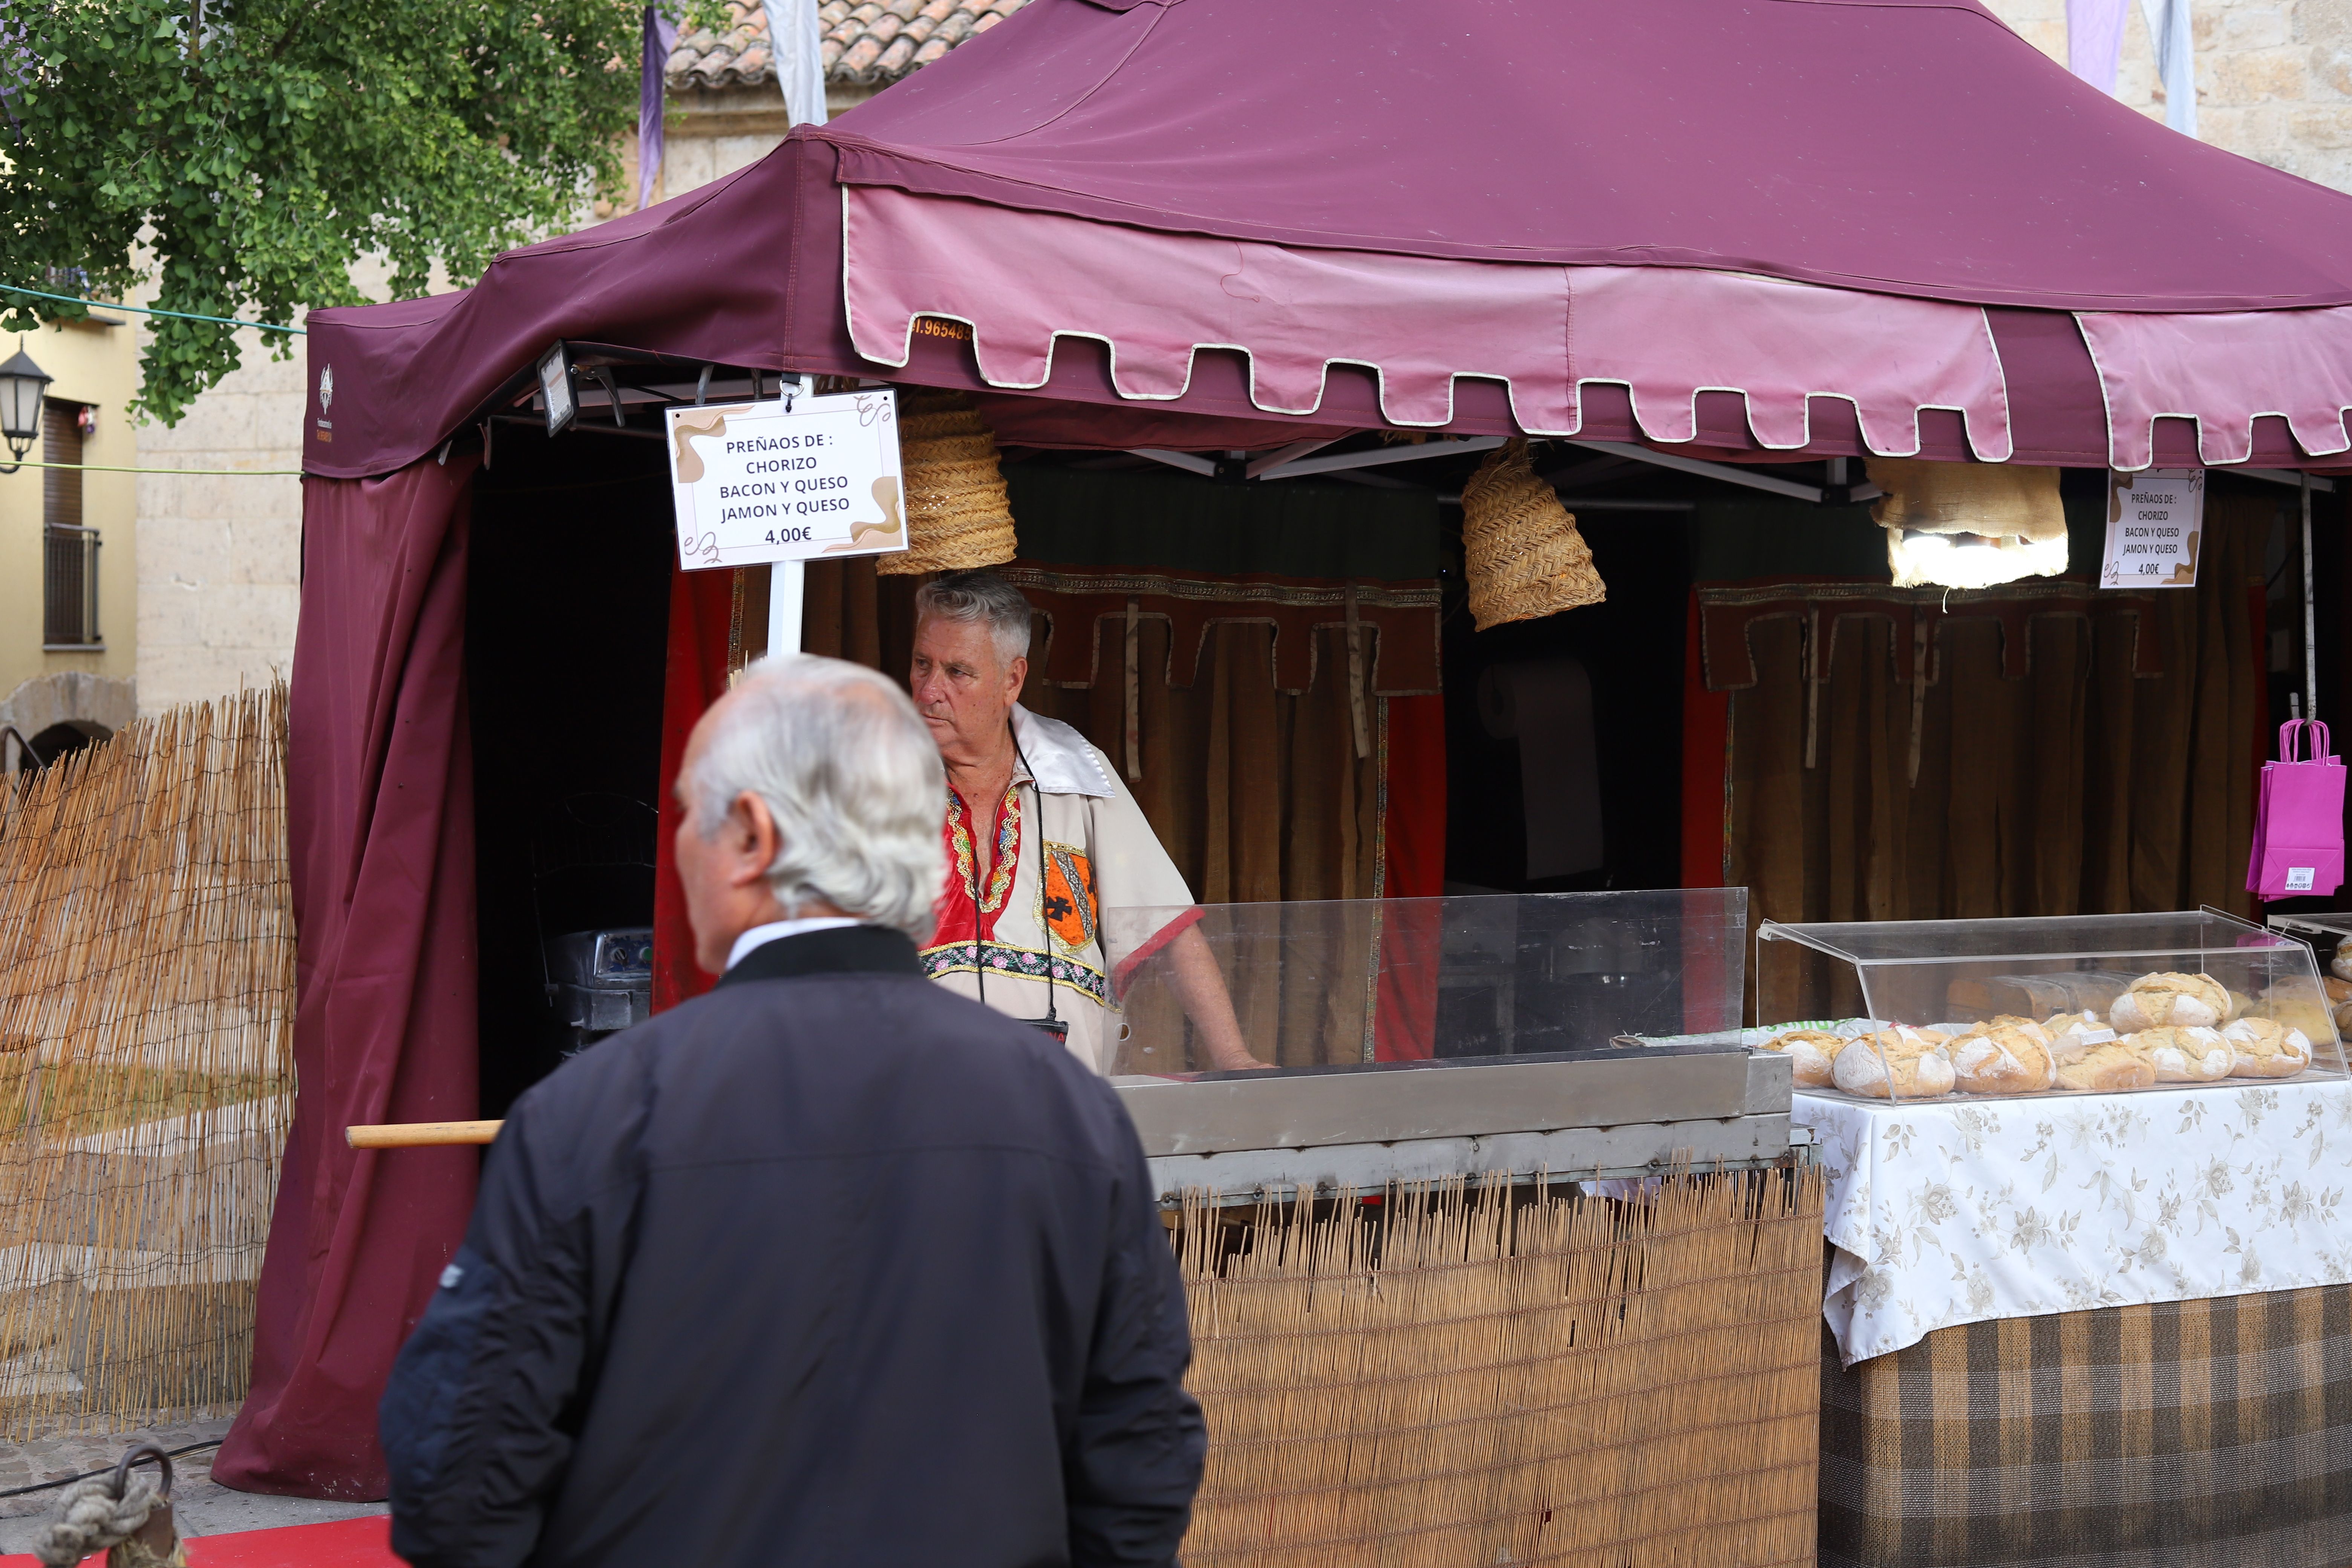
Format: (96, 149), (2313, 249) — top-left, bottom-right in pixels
(0, 345), (52, 475)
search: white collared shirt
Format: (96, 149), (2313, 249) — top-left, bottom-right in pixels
(921, 705), (1195, 1075)
(725, 916), (865, 972)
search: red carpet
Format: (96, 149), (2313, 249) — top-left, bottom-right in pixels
(3, 1514), (397, 1567)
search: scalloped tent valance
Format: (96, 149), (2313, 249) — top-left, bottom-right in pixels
(303, 0), (2352, 480)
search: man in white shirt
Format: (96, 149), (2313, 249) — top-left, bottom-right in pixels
(910, 571), (1262, 1074)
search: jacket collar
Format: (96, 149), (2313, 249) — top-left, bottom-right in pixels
(713, 924), (923, 989)
(1011, 704), (1118, 798)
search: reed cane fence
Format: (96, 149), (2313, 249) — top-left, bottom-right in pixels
(0, 685), (295, 1437)
(1175, 1166), (1825, 1568)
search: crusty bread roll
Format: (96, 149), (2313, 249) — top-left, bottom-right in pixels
(2055, 1041), (2157, 1092)
(2256, 977), (2335, 1043)
(1948, 1015), (2056, 1095)
(1831, 1026), (1956, 1100)
(2044, 1010), (2121, 1063)
(2332, 938), (2352, 985)
(1758, 1029), (1849, 1089)
(2109, 972), (2230, 1032)
(2127, 1026), (2234, 1083)
(2223, 1016), (2313, 1080)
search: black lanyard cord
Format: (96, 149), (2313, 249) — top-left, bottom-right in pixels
(966, 730), (1058, 1029)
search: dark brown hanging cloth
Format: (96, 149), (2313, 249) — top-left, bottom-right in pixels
(797, 561), (1432, 1066)
(1704, 493), (2266, 1024)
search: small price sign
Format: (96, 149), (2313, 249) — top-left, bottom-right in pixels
(2099, 468), (2204, 590)
(666, 389), (906, 571)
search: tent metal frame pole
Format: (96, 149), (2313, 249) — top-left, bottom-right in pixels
(1565, 439), (1881, 504)
(769, 377), (817, 658)
(2239, 467), (2336, 493)
(1258, 435), (1505, 479)
(1124, 435), (1506, 482)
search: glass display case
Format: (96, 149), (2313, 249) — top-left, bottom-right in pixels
(2266, 911), (2352, 1042)
(1104, 888), (1747, 1074)
(1756, 908), (2347, 1104)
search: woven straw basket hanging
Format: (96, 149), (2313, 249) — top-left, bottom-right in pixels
(877, 388), (1019, 575)
(1461, 439), (1605, 629)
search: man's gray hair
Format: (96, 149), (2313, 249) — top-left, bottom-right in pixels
(913, 570), (1033, 666)
(690, 654), (945, 942)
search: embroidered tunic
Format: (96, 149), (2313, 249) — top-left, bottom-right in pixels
(924, 706), (1194, 1073)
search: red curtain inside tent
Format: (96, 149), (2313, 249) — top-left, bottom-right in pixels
(216, 461), (484, 1499)
(650, 565), (739, 1013)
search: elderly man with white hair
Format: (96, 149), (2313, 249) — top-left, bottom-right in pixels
(910, 571), (1260, 1073)
(380, 655), (1206, 1568)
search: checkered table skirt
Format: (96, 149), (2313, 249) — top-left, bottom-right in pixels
(1821, 1283), (2352, 1568)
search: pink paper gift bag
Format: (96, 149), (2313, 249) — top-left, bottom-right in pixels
(2248, 719), (2346, 900)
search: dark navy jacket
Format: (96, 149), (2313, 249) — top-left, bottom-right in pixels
(381, 925), (1204, 1568)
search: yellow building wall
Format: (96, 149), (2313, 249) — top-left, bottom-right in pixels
(0, 315), (140, 763)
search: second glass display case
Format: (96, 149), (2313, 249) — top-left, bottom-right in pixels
(1106, 888), (1745, 1072)
(1755, 908), (2347, 1104)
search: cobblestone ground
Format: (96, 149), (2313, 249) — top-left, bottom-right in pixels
(0, 1415), (237, 1520)
(0, 1412), (387, 1551)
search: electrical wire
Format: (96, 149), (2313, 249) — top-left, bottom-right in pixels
(1, 460), (304, 476)
(0, 1440), (224, 1501)
(1, 283), (305, 335)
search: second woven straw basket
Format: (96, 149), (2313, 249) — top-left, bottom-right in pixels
(879, 388), (1019, 574)
(1461, 439), (1605, 629)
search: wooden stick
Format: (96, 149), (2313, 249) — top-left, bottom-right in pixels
(346, 1120), (504, 1148)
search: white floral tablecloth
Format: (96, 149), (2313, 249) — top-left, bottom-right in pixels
(1794, 1076), (2352, 1365)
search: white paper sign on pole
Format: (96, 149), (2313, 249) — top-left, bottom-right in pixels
(2099, 468), (2204, 589)
(666, 388), (905, 571)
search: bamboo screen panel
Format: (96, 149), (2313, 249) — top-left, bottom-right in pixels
(0, 686), (295, 1436)
(1176, 1168), (1824, 1568)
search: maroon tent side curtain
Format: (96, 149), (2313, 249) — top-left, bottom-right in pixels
(215, 459), (484, 1499)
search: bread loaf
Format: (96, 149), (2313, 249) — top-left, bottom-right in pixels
(2332, 938), (2352, 985)
(2108, 972), (2230, 1032)
(2128, 1025), (2233, 1083)
(2054, 1041), (2157, 1092)
(1831, 1026), (1956, 1100)
(1947, 1015), (2057, 1095)
(2223, 1016), (2314, 1080)
(1759, 1029), (1849, 1089)
(2044, 1010), (2121, 1063)
(2256, 983), (2335, 1045)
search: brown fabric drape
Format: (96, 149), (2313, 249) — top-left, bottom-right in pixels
(1717, 498), (2265, 1024)
(801, 560), (1384, 904)
(802, 559), (1389, 1067)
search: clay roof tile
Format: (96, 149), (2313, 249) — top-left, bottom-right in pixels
(666, 0), (1026, 89)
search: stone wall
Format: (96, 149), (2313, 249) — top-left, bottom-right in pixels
(131, 325), (305, 716)
(1982, 0), (2352, 190)
(0, 673), (137, 772)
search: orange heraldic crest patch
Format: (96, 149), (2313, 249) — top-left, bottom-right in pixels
(1042, 846), (1098, 950)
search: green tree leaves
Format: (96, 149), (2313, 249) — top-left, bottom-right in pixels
(0, 0), (706, 423)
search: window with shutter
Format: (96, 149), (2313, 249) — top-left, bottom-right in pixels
(42, 400), (98, 647)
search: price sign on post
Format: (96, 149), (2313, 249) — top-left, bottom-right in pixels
(2099, 468), (2205, 589)
(665, 389), (905, 571)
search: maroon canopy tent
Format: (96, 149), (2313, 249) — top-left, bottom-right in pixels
(224, 0), (2352, 1496)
